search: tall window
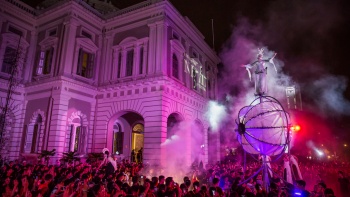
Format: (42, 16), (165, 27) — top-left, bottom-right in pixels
(192, 68), (197, 90)
(70, 125), (87, 153)
(117, 52), (122, 78)
(132, 123), (144, 163)
(172, 54), (179, 79)
(112, 123), (124, 154)
(77, 49), (94, 78)
(24, 115), (42, 153)
(36, 47), (54, 75)
(126, 50), (134, 77)
(31, 124), (39, 153)
(2, 46), (17, 74)
(139, 47), (144, 75)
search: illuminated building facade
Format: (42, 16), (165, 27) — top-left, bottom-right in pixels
(0, 0), (220, 166)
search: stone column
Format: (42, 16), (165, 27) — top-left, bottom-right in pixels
(143, 112), (167, 166)
(142, 41), (148, 75)
(120, 48), (127, 78)
(88, 101), (96, 152)
(155, 21), (168, 75)
(60, 18), (78, 75)
(111, 47), (120, 81)
(133, 44), (141, 78)
(100, 33), (112, 84)
(23, 31), (38, 82)
(147, 23), (157, 74)
(46, 89), (70, 161)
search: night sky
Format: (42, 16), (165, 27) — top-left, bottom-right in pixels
(23, 0), (350, 95)
(21, 0), (350, 140)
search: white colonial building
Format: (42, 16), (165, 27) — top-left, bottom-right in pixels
(0, 0), (220, 167)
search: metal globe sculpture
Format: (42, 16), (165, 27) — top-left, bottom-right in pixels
(236, 96), (290, 156)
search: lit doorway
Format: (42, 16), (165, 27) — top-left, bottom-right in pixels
(132, 123), (144, 163)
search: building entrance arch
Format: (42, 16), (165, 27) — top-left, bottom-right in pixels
(107, 111), (144, 162)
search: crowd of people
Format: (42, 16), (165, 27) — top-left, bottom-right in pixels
(0, 151), (349, 197)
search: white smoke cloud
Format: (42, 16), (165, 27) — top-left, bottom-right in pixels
(310, 75), (350, 116)
(157, 120), (205, 183)
(204, 101), (228, 132)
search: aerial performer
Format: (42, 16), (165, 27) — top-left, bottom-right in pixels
(242, 48), (277, 96)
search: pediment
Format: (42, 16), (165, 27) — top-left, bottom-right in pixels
(1, 33), (29, 48)
(38, 36), (58, 47)
(76, 37), (98, 51)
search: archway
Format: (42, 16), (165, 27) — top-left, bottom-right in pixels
(23, 109), (46, 154)
(108, 111), (144, 163)
(67, 111), (88, 154)
(167, 113), (182, 139)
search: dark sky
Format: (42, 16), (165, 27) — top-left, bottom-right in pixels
(20, 0), (350, 146)
(23, 0), (350, 88)
(22, 0), (350, 116)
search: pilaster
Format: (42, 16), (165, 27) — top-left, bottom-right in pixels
(147, 23), (157, 74)
(155, 21), (168, 74)
(112, 47), (121, 81)
(24, 31), (38, 82)
(133, 44), (141, 77)
(60, 18), (79, 75)
(46, 92), (70, 156)
(101, 33), (113, 84)
(143, 115), (167, 166)
(120, 48), (127, 77)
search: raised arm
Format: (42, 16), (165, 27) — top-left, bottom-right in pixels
(241, 64), (253, 81)
(268, 53), (277, 72)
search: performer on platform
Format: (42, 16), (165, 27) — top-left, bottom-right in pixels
(242, 49), (277, 96)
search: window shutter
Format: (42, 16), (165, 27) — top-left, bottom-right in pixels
(36, 51), (45, 75)
(31, 124), (39, 153)
(69, 125), (74, 151)
(2, 47), (16, 74)
(126, 50), (133, 77)
(87, 53), (94, 78)
(21, 125), (27, 152)
(117, 52), (122, 78)
(79, 126), (87, 153)
(139, 47), (143, 75)
(44, 47), (54, 74)
(24, 125), (34, 153)
(77, 49), (83, 75)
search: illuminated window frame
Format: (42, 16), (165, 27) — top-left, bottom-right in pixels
(112, 37), (148, 80)
(35, 36), (58, 77)
(170, 39), (185, 82)
(0, 33), (29, 78)
(74, 38), (98, 81)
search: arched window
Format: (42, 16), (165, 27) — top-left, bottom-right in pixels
(167, 114), (178, 139)
(23, 115), (42, 153)
(125, 49), (134, 77)
(68, 124), (87, 154)
(172, 54), (179, 79)
(112, 122), (124, 154)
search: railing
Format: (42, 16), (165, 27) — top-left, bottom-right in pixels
(105, 0), (156, 19)
(34, 0), (69, 15)
(75, 0), (103, 18)
(5, 0), (165, 20)
(5, 0), (36, 15)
